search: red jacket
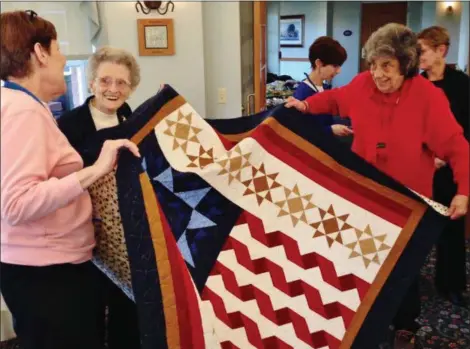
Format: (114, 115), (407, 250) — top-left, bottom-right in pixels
(303, 72), (469, 199)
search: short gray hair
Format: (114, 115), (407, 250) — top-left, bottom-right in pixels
(364, 23), (420, 78)
(88, 46), (141, 89)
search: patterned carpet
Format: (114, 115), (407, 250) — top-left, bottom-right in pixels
(1, 245), (468, 349)
(414, 243), (470, 349)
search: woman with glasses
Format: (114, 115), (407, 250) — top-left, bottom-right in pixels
(285, 23), (469, 348)
(1, 11), (139, 349)
(58, 47), (142, 349)
(58, 46), (141, 167)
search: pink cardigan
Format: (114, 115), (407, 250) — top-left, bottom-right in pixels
(1, 87), (95, 266)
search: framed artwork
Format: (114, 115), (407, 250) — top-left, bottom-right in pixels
(137, 18), (175, 56)
(279, 15), (305, 48)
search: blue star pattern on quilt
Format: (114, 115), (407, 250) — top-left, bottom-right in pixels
(140, 147), (242, 291)
(151, 166), (216, 267)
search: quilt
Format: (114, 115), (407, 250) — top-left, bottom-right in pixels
(88, 85), (449, 349)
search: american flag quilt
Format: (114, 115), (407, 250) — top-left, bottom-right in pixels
(88, 85), (449, 349)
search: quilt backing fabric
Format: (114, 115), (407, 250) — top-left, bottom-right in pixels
(88, 85), (448, 349)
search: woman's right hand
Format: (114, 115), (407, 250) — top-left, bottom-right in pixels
(93, 139), (141, 177)
(285, 97), (308, 113)
(77, 139), (141, 190)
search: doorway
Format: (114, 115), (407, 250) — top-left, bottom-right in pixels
(253, 1), (267, 113)
(359, 2), (408, 72)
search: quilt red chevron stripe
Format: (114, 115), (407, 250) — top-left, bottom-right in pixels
(202, 286), (340, 348)
(201, 213), (360, 348)
(202, 287), (292, 348)
(221, 342), (241, 349)
(212, 257), (354, 325)
(237, 212), (370, 299)
(217, 239), (355, 326)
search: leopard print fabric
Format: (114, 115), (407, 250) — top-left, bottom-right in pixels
(88, 171), (134, 301)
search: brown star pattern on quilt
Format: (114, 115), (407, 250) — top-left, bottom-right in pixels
(187, 146), (215, 169)
(310, 205), (352, 247)
(160, 110), (393, 268)
(163, 110), (202, 151)
(274, 184), (317, 227)
(215, 145), (252, 184)
(241, 163), (282, 205)
(344, 225), (391, 267)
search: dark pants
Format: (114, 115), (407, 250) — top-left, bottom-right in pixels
(392, 278), (421, 332)
(1, 261), (141, 349)
(99, 270), (141, 349)
(435, 216), (467, 293)
(433, 165), (467, 294)
(0, 261), (105, 349)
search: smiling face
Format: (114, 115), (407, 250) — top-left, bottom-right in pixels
(320, 64), (342, 81)
(314, 59), (342, 81)
(90, 62), (132, 114)
(369, 56), (405, 94)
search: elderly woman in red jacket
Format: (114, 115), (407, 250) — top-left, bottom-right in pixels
(286, 23), (469, 348)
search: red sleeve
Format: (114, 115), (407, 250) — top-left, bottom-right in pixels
(424, 87), (469, 196)
(303, 73), (365, 117)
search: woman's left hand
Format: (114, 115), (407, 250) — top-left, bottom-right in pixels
(285, 97), (308, 113)
(434, 158), (446, 169)
(447, 194), (469, 220)
(331, 125), (354, 137)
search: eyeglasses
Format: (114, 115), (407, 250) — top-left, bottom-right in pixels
(96, 77), (131, 90)
(25, 10), (38, 21)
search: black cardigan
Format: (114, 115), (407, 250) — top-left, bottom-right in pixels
(422, 66), (470, 205)
(58, 96), (133, 167)
(422, 66), (469, 140)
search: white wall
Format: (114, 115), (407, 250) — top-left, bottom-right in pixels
(267, 2), (280, 75)
(202, 2), (242, 119)
(100, 2), (206, 115)
(421, 1), (437, 29)
(1, 2), (244, 120)
(0, 1), (92, 56)
(278, 1), (328, 80)
(407, 1), (423, 33)
(436, 1), (462, 64)
(330, 1), (361, 87)
(458, 1), (469, 71)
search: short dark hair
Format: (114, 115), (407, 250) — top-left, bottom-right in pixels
(308, 36), (347, 68)
(1, 10), (57, 80)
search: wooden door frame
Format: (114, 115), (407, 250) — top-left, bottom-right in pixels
(253, 1), (266, 113)
(359, 2), (408, 72)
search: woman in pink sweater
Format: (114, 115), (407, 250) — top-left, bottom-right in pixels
(0, 11), (139, 349)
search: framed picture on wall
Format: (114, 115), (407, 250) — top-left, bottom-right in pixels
(280, 15), (305, 47)
(137, 18), (175, 56)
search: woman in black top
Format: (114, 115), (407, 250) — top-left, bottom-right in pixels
(58, 46), (139, 166)
(58, 46), (142, 348)
(418, 26), (469, 307)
